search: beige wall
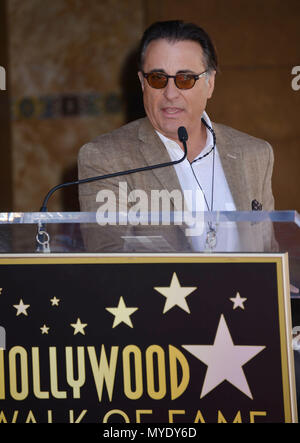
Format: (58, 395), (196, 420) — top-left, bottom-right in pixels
(0, 0), (299, 212)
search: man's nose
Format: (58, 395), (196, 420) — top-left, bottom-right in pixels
(163, 78), (180, 100)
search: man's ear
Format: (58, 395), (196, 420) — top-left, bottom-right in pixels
(138, 71), (145, 91)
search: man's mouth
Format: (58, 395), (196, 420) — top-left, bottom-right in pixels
(161, 107), (184, 118)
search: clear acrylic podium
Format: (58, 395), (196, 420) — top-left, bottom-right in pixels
(0, 210), (299, 423)
(0, 209), (299, 254)
(0, 211), (299, 282)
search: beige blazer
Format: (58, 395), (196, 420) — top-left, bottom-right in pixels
(77, 117), (275, 252)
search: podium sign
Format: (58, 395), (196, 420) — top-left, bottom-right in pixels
(0, 253), (297, 423)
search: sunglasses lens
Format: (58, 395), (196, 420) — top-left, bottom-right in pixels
(175, 74), (195, 89)
(147, 73), (168, 89)
(145, 72), (197, 89)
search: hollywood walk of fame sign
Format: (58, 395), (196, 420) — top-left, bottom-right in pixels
(0, 253), (297, 423)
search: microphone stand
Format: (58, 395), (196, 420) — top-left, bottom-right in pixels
(36, 127), (189, 252)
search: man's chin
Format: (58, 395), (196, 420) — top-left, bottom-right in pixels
(158, 121), (186, 141)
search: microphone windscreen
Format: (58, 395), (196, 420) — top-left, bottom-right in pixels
(178, 126), (188, 142)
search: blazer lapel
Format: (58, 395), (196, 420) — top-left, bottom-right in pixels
(137, 118), (183, 210)
(136, 118), (251, 211)
(213, 123), (250, 211)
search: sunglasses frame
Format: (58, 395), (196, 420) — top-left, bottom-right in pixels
(142, 70), (209, 90)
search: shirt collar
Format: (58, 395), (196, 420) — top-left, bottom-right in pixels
(155, 111), (214, 159)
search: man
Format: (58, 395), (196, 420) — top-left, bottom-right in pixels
(78, 20), (275, 253)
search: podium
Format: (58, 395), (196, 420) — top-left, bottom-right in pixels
(0, 210), (299, 423)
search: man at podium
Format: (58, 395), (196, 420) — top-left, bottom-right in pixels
(77, 20), (276, 253)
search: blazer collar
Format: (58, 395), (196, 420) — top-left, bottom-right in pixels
(137, 118), (183, 210)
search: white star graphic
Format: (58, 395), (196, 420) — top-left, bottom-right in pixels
(13, 299), (30, 316)
(50, 296), (60, 306)
(106, 296), (138, 328)
(40, 324), (50, 335)
(230, 292), (247, 310)
(154, 272), (197, 313)
(182, 314), (265, 399)
(70, 318), (87, 335)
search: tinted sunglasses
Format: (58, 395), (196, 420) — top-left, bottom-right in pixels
(142, 70), (208, 90)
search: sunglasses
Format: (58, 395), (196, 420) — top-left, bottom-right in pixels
(142, 70), (208, 90)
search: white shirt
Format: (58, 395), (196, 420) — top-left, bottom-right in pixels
(156, 112), (240, 251)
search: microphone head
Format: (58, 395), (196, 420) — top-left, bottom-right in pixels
(178, 126), (188, 142)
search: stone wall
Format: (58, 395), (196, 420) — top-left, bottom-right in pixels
(6, 0), (144, 211)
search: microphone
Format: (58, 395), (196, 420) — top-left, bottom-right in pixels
(36, 127), (189, 252)
(39, 126), (189, 212)
(178, 126), (188, 143)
